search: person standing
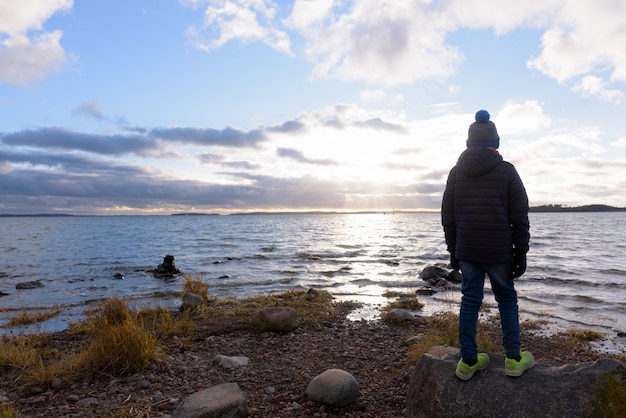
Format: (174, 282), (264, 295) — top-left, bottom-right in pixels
(441, 109), (534, 380)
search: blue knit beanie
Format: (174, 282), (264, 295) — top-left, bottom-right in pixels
(466, 110), (500, 148)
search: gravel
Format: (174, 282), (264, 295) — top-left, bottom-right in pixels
(4, 303), (619, 417)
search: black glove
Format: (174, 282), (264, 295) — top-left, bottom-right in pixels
(512, 251), (527, 279)
(450, 253), (459, 271)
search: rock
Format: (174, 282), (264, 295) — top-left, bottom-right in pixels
(181, 292), (205, 309)
(418, 266), (447, 281)
(113, 272), (124, 279)
(253, 306), (297, 332)
(0, 290), (9, 297)
(172, 382), (248, 418)
(415, 287), (435, 296)
(15, 280), (45, 289)
(405, 346), (626, 418)
(213, 354), (249, 368)
(447, 269), (462, 283)
(306, 368), (360, 408)
(387, 308), (414, 322)
(75, 397), (98, 407)
(66, 394), (80, 403)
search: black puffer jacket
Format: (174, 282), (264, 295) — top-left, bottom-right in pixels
(441, 146), (530, 264)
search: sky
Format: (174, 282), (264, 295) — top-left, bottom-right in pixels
(1, 0), (626, 215)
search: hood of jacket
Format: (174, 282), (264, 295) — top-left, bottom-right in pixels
(455, 146), (503, 177)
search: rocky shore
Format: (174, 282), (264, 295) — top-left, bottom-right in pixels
(1, 298), (622, 417)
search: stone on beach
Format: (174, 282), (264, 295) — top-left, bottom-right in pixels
(405, 346), (626, 418)
(387, 308), (414, 322)
(213, 354), (249, 368)
(253, 306), (298, 332)
(306, 368), (360, 408)
(172, 382), (248, 418)
(181, 291), (205, 309)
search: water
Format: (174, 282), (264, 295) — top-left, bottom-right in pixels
(1, 213), (625, 352)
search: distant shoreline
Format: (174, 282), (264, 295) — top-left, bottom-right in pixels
(2, 204), (625, 217)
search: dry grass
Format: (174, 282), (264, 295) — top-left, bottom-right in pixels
(77, 319), (157, 377)
(521, 318), (548, 330)
(137, 306), (195, 339)
(72, 299), (158, 377)
(555, 328), (605, 352)
(3, 310), (61, 328)
(195, 288), (342, 329)
(0, 404), (17, 418)
(182, 274), (210, 302)
(405, 312), (496, 364)
(0, 335), (51, 386)
(0, 288), (343, 390)
(385, 296), (424, 312)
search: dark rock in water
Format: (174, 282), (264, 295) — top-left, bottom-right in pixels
(447, 269), (462, 283)
(113, 272), (124, 279)
(16, 280), (45, 290)
(416, 287), (435, 296)
(419, 266), (448, 281)
(419, 265), (459, 287)
(406, 346), (626, 418)
(153, 254), (181, 278)
(0, 290), (9, 297)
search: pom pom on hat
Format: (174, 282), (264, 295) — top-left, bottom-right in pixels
(475, 109), (490, 123)
(467, 109), (500, 148)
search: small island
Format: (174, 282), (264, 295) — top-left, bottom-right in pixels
(529, 204), (626, 212)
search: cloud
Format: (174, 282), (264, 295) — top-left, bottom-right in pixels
(149, 126), (267, 148)
(354, 117), (408, 134)
(360, 89), (386, 103)
(185, 0), (292, 55)
(288, 0), (463, 86)
(572, 75), (624, 104)
(0, 0), (72, 85)
(526, 1), (626, 99)
(266, 119), (308, 134)
(496, 100), (552, 136)
(2, 128), (156, 156)
(276, 147), (338, 166)
(72, 100), (105, 119)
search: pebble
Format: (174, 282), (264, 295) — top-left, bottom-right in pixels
(76, 397), (98, 407)
(66, 394), (80, 403)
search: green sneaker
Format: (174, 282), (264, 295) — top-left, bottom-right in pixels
(505, 351), (535, 377)
(455, 353), (490, 381)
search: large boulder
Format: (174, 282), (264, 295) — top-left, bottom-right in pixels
(306, 368), (360, 407)
(405, 346), (626, 418)
(253, 306), (297, 332)
(172, 382), (247, 418)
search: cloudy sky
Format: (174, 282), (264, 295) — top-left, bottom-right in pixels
(1, 0), (625, 215)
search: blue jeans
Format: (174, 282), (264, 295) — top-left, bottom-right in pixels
(458, 261), (520, 360)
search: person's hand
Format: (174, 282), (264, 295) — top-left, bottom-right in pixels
(450, 253), (459, 271)
(512, 251), (527, 278)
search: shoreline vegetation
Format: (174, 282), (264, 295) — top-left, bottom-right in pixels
(2, 204), (626, 217)
(1, 278), (625, 417)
